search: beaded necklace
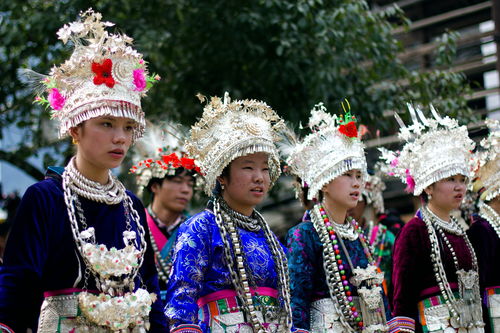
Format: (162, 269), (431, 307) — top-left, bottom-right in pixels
(478, 202), (500, 239)
(311, 204), (386, 332)
(420, 205), (484, 330)
(146, 206), (184, 283)
(213, 196), (292, 332)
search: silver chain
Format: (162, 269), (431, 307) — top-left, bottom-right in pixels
(65, 157), (126, 205)
(424, 206), (464, 235)
(62, 162), (148, 294)
(212, 197), (292, 332)
(420, 205), (479, 321)
(219, 198), (262, 232)
(310, 205), (360, 332)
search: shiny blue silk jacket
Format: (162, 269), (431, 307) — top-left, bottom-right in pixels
(164, 209), (283, 331)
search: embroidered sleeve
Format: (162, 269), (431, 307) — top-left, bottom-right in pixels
(0, 323), (15, 333)
(286, 222), (318, 331)
(164, 213), (212, 330)
(291, 329), (311, 333)
(170, 323), (203, 333)
(387, 316), (416, 332)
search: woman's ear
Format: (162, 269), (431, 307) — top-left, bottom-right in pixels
(150, 181), (161, 194)
(69, 126), (81, 144)
(424, 184), (433, 196)
(217, 176), (225, 187)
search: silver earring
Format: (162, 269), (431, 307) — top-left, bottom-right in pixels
(221, 184), (225, 191)
(428, 193), (432, 201)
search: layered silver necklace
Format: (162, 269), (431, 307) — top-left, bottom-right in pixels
(213, 196), (292, 332)
(332, 220), (358, 241)
(421, 205), (484, 332)
(218, 198), (261, 232)
(478, 202), (500, 239)
(424, 206), (464, 235)
(62, 157), (153, 330)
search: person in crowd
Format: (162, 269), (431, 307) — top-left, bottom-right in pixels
(0, 9), (167, 331)
(130, 121), (201, 304)
(348, 166), (395, 295)
(380, 105), (484, 332)
(467, 119), (500, 333)
(284, 102), (392, 332)
(164, 93), (293, 332)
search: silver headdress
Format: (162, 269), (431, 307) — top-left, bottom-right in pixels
(363, 162), (387, 214)
(185, 92), (285, 196)
(131, 121), (201, 197)
(379, 104), (475, 196)
(284, 102), (367, 201)
(29, 9), (159, 141)
(471, 119), (500, 202)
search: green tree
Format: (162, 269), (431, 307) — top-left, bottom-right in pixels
(0, 0), (471, 181)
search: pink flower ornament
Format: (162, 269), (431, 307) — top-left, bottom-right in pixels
(48, 88), (65, 110)
(404, 169), (415, 193)
(133, 68), (146, 92)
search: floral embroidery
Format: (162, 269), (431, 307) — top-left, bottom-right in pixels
(92, 58), (115, 88)
(164, 210), (280, 329)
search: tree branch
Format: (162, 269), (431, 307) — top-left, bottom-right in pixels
(0, 150), (44, 181)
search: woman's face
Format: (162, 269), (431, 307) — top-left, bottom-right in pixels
(71, 116), (136, 171)
(218, 152), (271, 215)
(323, 169), (363, 210)
(425, 174), (467, 212)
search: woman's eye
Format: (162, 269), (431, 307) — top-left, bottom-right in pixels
(125, 125), (135, 132)
(102, 122), (112, 127)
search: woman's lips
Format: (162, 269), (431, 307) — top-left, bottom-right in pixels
(109, 149), (124, 159)
(250, 187), (264, 196)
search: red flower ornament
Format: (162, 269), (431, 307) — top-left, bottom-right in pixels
(180, 157), (196, 170)
(92, 59), (115, 88)
(338, 121), (358, 138)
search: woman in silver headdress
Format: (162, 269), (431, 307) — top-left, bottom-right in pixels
(130, 121), (202, 305)
(164, 93), (292, 333)
(0, 9), (166, 332)
(284, 102), (391, 333)
(467, 119), (500, 333)
(380, 105), (484, 333)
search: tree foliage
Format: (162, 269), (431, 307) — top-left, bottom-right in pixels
(0, 0), (472, 180)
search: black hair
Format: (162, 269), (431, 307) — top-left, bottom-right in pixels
(294, 176), (316, 210)
(420, 191), (429, 204)
(212, 164), (231, 197)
